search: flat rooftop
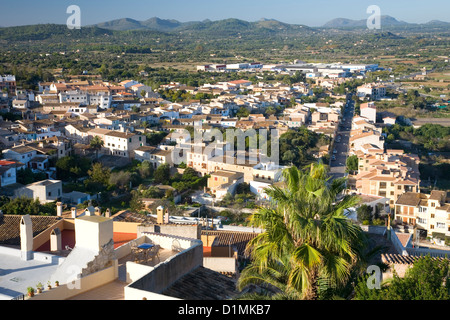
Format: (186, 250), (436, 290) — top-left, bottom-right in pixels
(0, 248), (63, 300)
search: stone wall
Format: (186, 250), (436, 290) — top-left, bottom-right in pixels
(127, 234), (203, 295)
(137, 224), (201, 240)
(81, 239), (116, 277)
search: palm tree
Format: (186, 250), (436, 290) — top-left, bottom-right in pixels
(89, 136), (104, 160)
(237, 163), (366, 300)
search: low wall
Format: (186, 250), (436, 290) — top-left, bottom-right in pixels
(203, 257), (237, 274)
(383, 263), (413, 280)
(125, 233), (203, 299)
(137, 224), (201, 240)
(114, 221), (141, 234)
(28, 262), (118, 300)
(114, 236), (146, 261)
(406, 247), (450, 258)
(124, 286), (180, 300)
(0, 246), (65, 264)
(125, 261), (154, 284)
(361, 225), (387, 236)
(389, 230), (408, 255)
(32, 219), (65, 251)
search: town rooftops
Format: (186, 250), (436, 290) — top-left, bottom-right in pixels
(211, 170), (244, 179)
(381, 254), (450, 265)
(396, 192), (427, 207)
(161, 266), (239, 300)
(6, 145), (36, 154)
(0, 215), (61, 246)
(105, 131), (136, 139)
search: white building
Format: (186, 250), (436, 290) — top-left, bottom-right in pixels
(357, 84), (387, 101)
(0, 160), (17, 187)
(14, 180), (63, 203)
(104, 131), (144, 158)
(360, 102), (377, 123)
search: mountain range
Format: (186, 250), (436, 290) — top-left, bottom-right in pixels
(94, 17), (313, 33)
(322, 15), (450, 28)
(92, 16), (450, 32)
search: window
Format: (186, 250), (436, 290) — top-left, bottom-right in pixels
(436, 222), (445, 229)
(48, 192), (52, 197)
(417, 218), (427, 224)
(419, 207), (427, 213)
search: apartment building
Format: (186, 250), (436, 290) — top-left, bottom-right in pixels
(207, 155), (257, 183)
(360, 102), (377, 123)
(186, 143), (224, 176)
(357, 83), (386, 101)
(0, 160), (17, 187)
(395, 191), (450, 237)
(104, 131), (144, 158)
(354, 149), (421, 207)
(14, 179), (63, 203)
(349, 129), (384, 154)
(134, 145), (174, 169)
(2, 145), (40, 166)
(0, 75), (16, 95)
(207, 170), (244, 200)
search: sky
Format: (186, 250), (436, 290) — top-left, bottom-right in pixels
(0, 0), (449, 27)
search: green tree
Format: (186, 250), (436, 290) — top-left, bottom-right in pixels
(356, 204), (373, 224)
(129, 190), (144, 212)
(154, 164), (171, 185)
(0, 196), (56, 216)
(87, 162), (111, 186)
(237, 163), (366, 300)
(56, 156), (91, 181)
(346, 155), (359, 173)
(354, 255), (450, 300)
(89, 136), (104, 159)
(109, 171), (132, 190)
(236, 106), (250, 119)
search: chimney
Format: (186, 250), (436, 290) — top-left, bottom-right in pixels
(85, 207), (94, 216)
(157, 206), (164, 224)
(20, 215), (33, 261)
(105, 208), (111, 218)
(50, 228), (62, 252)
(164, 209), (170, 224)
(56, 202), (63, 217)
(95, 207), (101, 216)
(71, 207), (77, 218)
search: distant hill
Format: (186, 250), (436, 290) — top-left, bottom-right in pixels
(424, 20), (450, 26)
(322, 15), (409, 28)
(0, 24), (115, 41)
(95, 17), (192, 32)
(94, 17), (313, 36)
(96, 18), (148, 31)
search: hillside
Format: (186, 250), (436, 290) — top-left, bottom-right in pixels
(93, 17), (314, 36)
(322, 15), (409, 29)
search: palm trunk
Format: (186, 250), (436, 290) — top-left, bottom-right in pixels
(304, 268), (319, 300)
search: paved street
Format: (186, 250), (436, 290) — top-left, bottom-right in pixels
(329, 94), (355, 181)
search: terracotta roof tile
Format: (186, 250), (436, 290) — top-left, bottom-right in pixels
(0, 215), (61, 246)
(162, 266), (239, 300)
